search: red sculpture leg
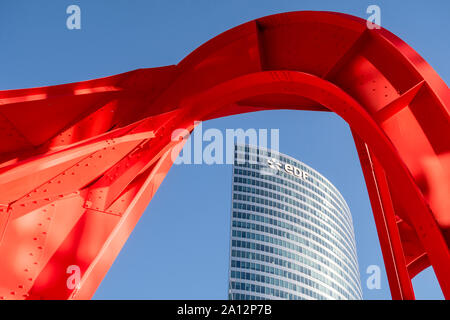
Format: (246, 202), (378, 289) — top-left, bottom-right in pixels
(353, 131), (415, 300)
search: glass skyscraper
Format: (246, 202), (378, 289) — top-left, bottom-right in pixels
(228, 145), (362, 300)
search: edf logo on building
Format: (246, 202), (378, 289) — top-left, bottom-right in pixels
(267, 158), (309, 181)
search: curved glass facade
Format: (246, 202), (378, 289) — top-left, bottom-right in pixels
(228, 145), (362, 300)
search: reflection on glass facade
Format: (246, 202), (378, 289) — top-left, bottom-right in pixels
(228, 145), (362, 300)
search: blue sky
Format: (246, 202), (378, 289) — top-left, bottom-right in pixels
(1, 0), (448, 300)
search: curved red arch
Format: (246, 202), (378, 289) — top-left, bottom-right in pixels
(0, 11), (448, 300)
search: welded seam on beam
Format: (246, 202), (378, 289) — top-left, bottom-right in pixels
(374, 81), (425, 123)
(322, 29), (371, 80)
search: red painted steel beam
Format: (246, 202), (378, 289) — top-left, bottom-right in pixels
(0, 11), (448, 300)
(352, 131), (415, 300)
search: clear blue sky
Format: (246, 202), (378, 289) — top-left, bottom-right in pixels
(1, 0), (448, 300)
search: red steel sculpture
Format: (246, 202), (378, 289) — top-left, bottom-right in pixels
(0, 11), (448, 300)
